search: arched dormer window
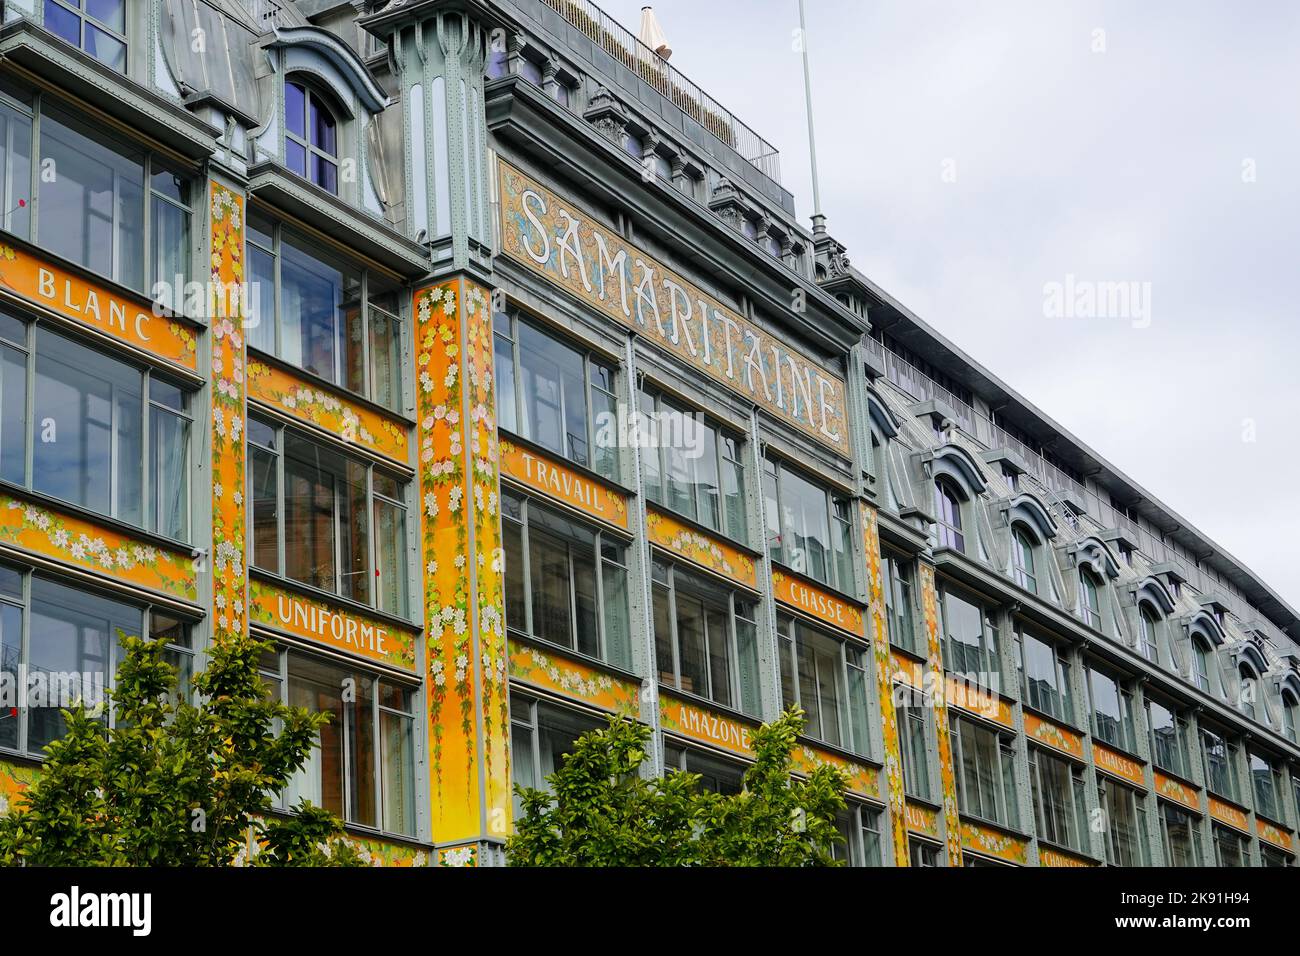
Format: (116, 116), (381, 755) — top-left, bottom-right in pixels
(933, 478), (965, 553)
(1191, 636), (1214, 694)
(1011, 524), (1037, 594)
(1079, 569), (1102, 630)
(1282, 690), (1298, 744)
(1138, 604), (1161, 664)
(1238, 662), (1260, 722)
(286, 79), (340, 194)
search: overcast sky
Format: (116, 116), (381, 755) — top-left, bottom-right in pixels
(599, 0), (1300, 608)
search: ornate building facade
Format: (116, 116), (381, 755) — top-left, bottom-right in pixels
(0, 0), (1295, 867)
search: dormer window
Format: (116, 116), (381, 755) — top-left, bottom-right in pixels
(1079, 569), (1102, 630)
(1238, 662), (1259, 722)
(1191, 636), (1214, 694)
(933, 479), (965, 553)
(285, 80), (339, 194)
(1011, 525), (1037, 594)
(45, 0), (126, 73)
(1138, 604), (1160, 664)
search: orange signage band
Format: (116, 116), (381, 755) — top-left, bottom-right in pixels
(1153, 772), (1201, 812)
(771, 568), (865, 637)
(248, 576), (418, 673)
(0, 240), (199, 372)
(659, 691), (756, 760)
(1092, 742), (1146, 789)
(500, 438), (629, 531)
(1024, 713), (1085, 760)
(1256, 817), (1294, 853)
(1208, 796), (1250, 834)
(905, 801), (940, 838)
(1039, 847), (1097, 867)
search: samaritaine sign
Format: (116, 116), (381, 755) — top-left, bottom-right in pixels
(497, 160), (850, 455)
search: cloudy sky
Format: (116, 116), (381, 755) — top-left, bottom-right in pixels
(600, 0), (1300, 608)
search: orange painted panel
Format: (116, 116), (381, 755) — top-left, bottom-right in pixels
(1154, 772), (1200, 812)
(1093, 742), (1146, 788)
(1024, 713), (1084, 759)
(507, 638), (639, 713)
(645, 508), (757, 589)
(1208, 796), (1250, 833)
(247, 359), (409, 463)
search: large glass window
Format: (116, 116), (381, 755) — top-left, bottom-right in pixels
(1097, 777), (1148, 866)
(933, 479), (965, 552)
(1015, 624), (1073, 723)
(501, 489), (630, 669)
(641, 389), (746, 542)
(663, 744), (747, 796)
(1200, 726), (1240, 803)
(284, 80), (339, 195)
(899, 702), (931, 801)
(7, 95), (191, 297)
(0, 319), (192, 539)
(950, 715), (1018, 829)
(833, 802), (882, 867)
(1191, 637), (1214, 694)
(1087, 664), (1137, 752)
(276, 649), (417, 837)
(44, 0), (127, 72)
(939, 583), (1000, 687)
(0, 567), (193, 756)
(1249, 751), (1281, 821)
(1028, 746), (1087, 852)
(1212, 824), (1248, 867)
(494, 311), (619, 480)
(248, 415), (409, 615)
(652, 559), (759, 715)
(776, 615), (870, 756)
(882, 549), (918, 655)
(1146, 697), (1189, 779)
(247, 212), (402, 410)
(763, 458), (854, 593)
(510, 692), (602, 817)
(1261, 845), (1292, 867)
(1159, 803), (1201, 867)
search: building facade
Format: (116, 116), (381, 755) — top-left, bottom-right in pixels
(0, 0), (1295, 868)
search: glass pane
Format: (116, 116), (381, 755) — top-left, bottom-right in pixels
(310, 95), (337, 154)
(735, 616), (760, 716)
(312, 155), (338, 195)
(249, 443), (279, 573)
(373, 499), (407, 617)
(494, 331), (517, 434)
(85, 24), (126, 73)
(0, 101), (32, 239)
(601, 559), (630, 670)
(285, 653), (345, 817)
(380, 709), (415, 835)
(518, 323), (584, 463)
(705, 604), (732, 708)
(280, 233), (360, 385)
(86, 0), (125, 34)
(529, 527), (572, 649)
(247, 244), (276, 354)
(0, 342), (27, 485)
(369, 309), (402, 411)
(346, 674), (376, 827)
(780, 467), (831, 584)
(572, 551), (599, 658)
(283, 434), (369, 602)
(0, 603), (21, 750)
(43, 1), (81, 46)
(150, 195), (189, 313)
(675, 594), (708, 698)
(502, 516), (525, 631)
(150, 407), (189, 539)
(285, 82), (306, 139)
(653, 583), (674, 684)
(722, 457), (745, 541)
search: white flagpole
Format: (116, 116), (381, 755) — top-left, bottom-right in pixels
(799, 0), (826, 235)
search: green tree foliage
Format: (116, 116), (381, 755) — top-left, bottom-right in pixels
(0, 631), (358, 866)
(507, 706), (848, 866)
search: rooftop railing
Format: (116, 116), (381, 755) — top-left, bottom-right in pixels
(539, 0), (782, 183)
